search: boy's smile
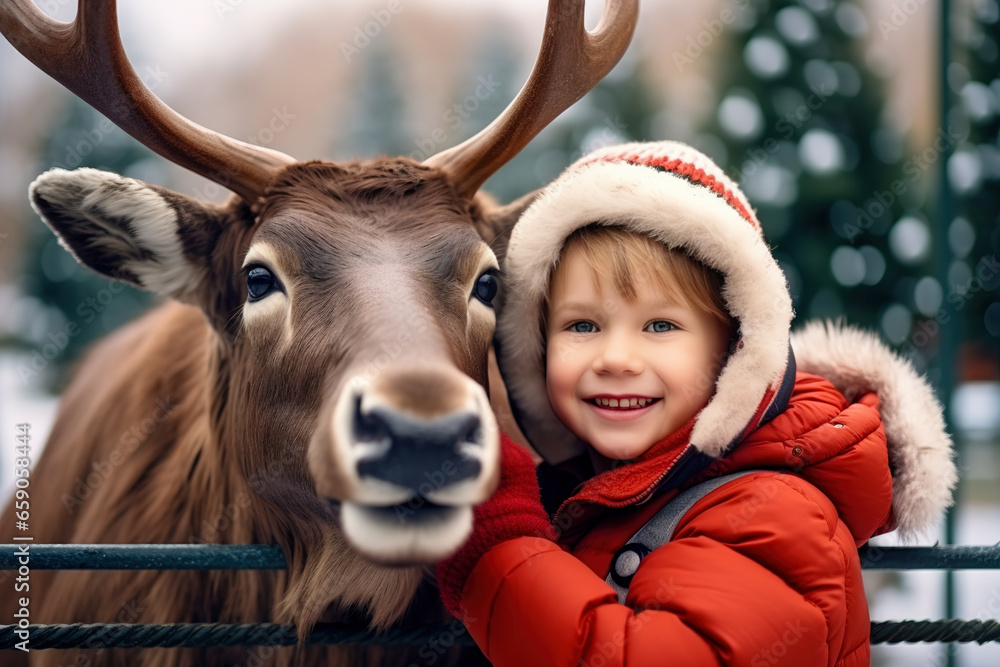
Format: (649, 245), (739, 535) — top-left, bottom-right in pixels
(545, 243), (730, 460)
(587, 396), (659, 410)
(586, 395), (660, 419)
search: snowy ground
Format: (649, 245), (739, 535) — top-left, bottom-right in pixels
(1, 350), (998, 664)
(0, 351), (59, 505)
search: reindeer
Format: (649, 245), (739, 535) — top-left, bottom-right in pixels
(0, 0), (637, 665)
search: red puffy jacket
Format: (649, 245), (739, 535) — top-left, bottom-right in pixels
(459, 366), (943, 667)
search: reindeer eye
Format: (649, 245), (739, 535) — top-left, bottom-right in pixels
(247, 266), (275, 301)
(473, 272), (499, 306)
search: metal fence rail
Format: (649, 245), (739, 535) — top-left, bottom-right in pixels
(2, 544), (999, 649)
(0, 544), (286, 570)
(0, 619), (998, 649)
(0, 622), (476, 649)
(858, 545), (1000, 570)
(3, 543), (999, 571)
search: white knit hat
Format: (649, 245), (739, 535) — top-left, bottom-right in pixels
(496, 141), (796, 464)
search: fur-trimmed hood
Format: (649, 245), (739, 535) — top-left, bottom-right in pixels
(791, 321), (956, 538)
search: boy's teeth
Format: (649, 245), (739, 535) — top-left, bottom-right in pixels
(594, 397), (653, 409)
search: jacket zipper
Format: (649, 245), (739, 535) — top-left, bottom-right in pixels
(553, 444), (694, 523)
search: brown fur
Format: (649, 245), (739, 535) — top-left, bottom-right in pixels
(0, 159), (535, 666)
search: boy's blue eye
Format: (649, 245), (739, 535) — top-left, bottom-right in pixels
(646, 320), (676, 333)
(570, 321), (596, 333)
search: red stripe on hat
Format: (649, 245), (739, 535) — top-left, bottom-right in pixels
(582, 152), (761, 232)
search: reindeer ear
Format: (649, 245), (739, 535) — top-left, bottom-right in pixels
(29, 168), (221, 304)
(473, 189), (540, 263)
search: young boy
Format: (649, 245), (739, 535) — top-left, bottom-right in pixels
(436, 141), (956, 667)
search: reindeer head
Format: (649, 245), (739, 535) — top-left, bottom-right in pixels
(3, 0), (637, 565)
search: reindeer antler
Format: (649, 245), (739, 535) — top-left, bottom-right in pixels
(0, 0), (296, 204)
(425, 0), (639, 199)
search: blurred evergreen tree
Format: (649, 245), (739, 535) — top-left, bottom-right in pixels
(340, 36), (412, 159)
(949, 0), (1000, 376)
(693, 0), (935, 366)
(17, 97), (156, 389)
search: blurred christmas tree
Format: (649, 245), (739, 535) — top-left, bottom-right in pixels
(339, 36), (412, 159)
(949, 0), (1000, 378)
(692, 0), (937, 366)
(16, 97), (156, 389)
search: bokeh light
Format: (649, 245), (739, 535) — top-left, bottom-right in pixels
(948, 216), (977, 257)
(718, 89), (765, 140)
(830, 245), (865, 287)
(914, 276), (944, 316)
(888, 216), (932, 265)
(859, 245), (887, 285)
(881, 303), (913, 344)
(775, 7), (820, 46)
(744, 37), (790, 79)
(799, 129), (844, 175)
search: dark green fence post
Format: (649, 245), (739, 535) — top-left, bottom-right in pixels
(936, 1), (958, 666)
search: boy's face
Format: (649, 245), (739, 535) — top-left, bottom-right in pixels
(545, 243), (729, 461)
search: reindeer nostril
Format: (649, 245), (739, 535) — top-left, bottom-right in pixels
(353, 395), (388, 445)
(462, 418), (483, 447)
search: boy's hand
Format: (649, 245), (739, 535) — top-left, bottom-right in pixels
(436, 433), (552, 618)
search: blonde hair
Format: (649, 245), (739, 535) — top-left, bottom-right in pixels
(547, 224), (734, 337)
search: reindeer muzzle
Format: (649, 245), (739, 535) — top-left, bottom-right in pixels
(314, 368), (499, 564)
(354, 403), (484, 497)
